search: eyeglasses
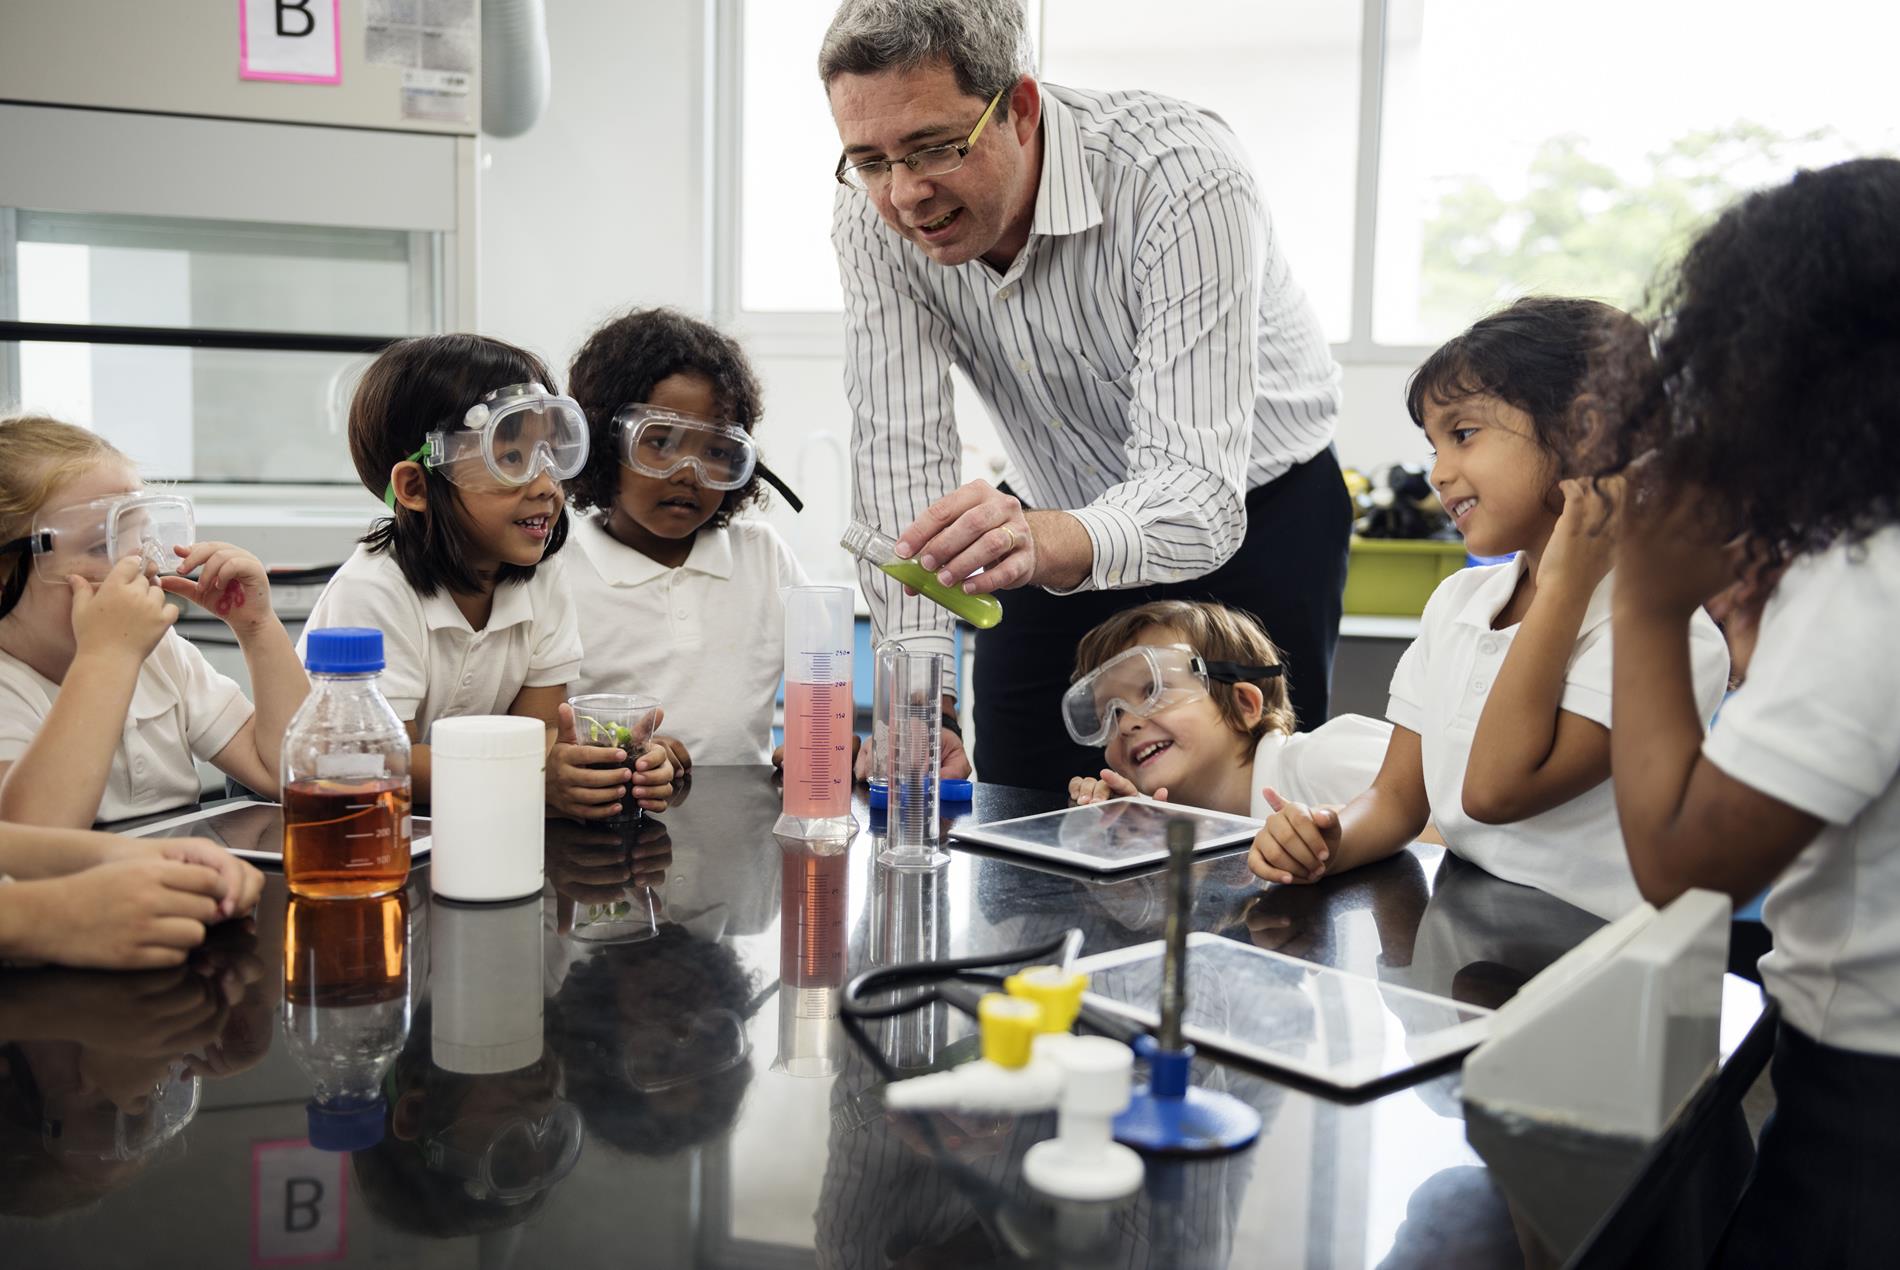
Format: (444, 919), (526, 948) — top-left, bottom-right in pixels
(834, 88), (1006, 192)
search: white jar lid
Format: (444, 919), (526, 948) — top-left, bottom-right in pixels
(430, 715), (546, 760)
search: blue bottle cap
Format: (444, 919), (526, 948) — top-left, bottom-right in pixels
(306, 1096), (387, 1152)
(304, 627), (385, 675)
(867, 781), (887, 809)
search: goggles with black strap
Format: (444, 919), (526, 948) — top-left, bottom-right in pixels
(1061, 643), (1284, 747)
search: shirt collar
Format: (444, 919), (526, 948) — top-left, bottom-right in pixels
(576, 514), (733, 586)
(1028, 88), (1103, 239)
(419, 567), (538, 634)
(1451, 552), (1614, 633)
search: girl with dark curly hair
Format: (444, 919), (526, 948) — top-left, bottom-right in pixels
(1593, 157), (1900, 1268)
(1252, 297), (1731, 920)
(564, 309), (809, 766)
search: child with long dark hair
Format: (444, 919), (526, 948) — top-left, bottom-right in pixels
(1252, 298), (1731, 919)
(1591, 157), (1900, 1266)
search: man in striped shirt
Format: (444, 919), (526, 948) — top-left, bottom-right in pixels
(822, 0), (1349, 792)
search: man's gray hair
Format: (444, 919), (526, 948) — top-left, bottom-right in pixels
(818, 0), (1034, 103)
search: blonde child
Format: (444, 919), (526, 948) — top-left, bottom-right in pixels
(1591, 159), (1900, 1265)
(564, 308), (808, 767)
(300, 334), (675, 819)
(1252, 298), (1731, 919)
(1063, 599), (1391, 816)
(0, 417), (307, 828)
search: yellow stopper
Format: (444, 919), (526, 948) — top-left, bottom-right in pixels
(1005, 964), (1089, 1034)
(978, 993), (1042, 1068)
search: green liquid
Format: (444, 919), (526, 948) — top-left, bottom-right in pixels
(880, 560), (1004, 629)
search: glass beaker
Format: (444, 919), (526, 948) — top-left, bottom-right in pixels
(880, 646), (949, 869)
(775, 586), (857, 841)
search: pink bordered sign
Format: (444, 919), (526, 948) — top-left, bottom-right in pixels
(239, 0), (342, 84)
(251, 1138), (349, 1265)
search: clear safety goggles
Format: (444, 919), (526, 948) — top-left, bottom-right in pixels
(621, 1008), (751, 1093)
(612, 404), (759, 490)
(5, 492), (196, 583)
(1061, 644), (1283, 747)
(42, 1064), (202, 1162)
(383, 382), (590, 508)
(422, 1101), (585, 1204)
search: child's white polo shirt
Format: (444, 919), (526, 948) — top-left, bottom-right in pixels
(300, 544), (583, 743)
(1249, 713), (1393, 816)
(0, 631), (253, 822)
(1704, 526), (1900, 1057)
(1387, 556), (1731, 919)
(566, 515), (809, 765)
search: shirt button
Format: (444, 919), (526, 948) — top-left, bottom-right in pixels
(1016, 358), (1031, 374)
(133, 757), (148, 776)
(1048, 419), (1063, 431)
(1472, 678), (1490, 695)
(996, 285), (1015, 301)
(462, 673), (474, 686)
(676, 608), (689, 619)
(1479, 637), (1502, 655)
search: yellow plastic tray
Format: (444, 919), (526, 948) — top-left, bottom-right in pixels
(1342, 538), (1468, 616)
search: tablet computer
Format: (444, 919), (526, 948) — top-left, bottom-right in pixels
(119, 799), (433, 864)
(1075, 933), (1494, 1091)
(946, 796), (1259, 873)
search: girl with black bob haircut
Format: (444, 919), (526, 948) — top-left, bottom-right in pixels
(1253, 293), (1731, 921)
(563, 308), (811, 767)
(303, 332), (677, 817)
(1590, 157), (1900, 1268)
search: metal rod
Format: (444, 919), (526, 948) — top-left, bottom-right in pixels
(1158, 817), (1195, 1050)
(0, 319), (399, 355)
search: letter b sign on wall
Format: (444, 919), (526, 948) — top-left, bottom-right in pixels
(240, 0), (342, 84)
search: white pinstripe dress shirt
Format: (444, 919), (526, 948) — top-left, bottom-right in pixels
(836, 83), (1342, 660)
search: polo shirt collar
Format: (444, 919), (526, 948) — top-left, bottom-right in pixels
(1028, 88), (1103, 239)
(576, 513), (734, 586)
(419, 566), (538, 634)
(1451, 551), (1614, 632)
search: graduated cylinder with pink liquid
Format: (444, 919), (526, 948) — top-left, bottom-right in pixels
(775, 586), (858, 841)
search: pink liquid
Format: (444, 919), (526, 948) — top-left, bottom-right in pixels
(780, 845), (848, 988)
(783, 679), (853, 818)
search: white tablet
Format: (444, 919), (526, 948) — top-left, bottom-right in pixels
(120, 799), (433, 863)
(946, 796), (1259, 873)
(1076, 933), (1494, 1091)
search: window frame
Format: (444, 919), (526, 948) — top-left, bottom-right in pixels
(708, 0), (1433, 365)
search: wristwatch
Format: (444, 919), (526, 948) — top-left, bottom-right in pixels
(940, 710), (963, 740)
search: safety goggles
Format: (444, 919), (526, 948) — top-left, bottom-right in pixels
(4, 492), (196, 584)
(612, 404), (759, 491)
(422, 1101), (585, 1203)
(1061, 644), (1283, 747)
(42, 1065), (202, 1162)
(383, 383), (590, 508)
(622, 1007), (751, 1093)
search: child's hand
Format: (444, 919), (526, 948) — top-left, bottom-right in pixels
(1248, 786), (1339, 885)
(1068, 768), (1165, 805)
(1608, 471), (1745, 619)
(10, 857), (225, 969)
(103, 836), (264, 920)
(653, 733), (693, 773)
(69, 556), (177, 666)
(1539, 478), (1617, 593)
(159, 542), (277, 638)
(629, 741), (676, 812)
(548, 702), (633, 821)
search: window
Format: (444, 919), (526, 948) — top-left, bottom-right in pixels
(2, 210), (440, 482)
(722, 0), (1897, 353)
(1373, 0), (1900, 346)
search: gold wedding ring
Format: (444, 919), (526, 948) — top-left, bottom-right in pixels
(999, 526), (1018, 553)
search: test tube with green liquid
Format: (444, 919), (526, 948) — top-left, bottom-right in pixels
(841, 520), (1004, 628)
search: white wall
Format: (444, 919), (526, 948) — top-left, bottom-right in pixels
(477, 1), (710, 370)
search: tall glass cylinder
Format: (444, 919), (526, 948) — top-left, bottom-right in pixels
(775, 586), (857, 841)
(879, 647), (948, 869)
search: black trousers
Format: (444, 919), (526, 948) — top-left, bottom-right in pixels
(1712, 1022), (1900, 1269)
(972, 447), (1352, 793)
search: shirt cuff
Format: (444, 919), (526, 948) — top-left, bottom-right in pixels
(1048, 503), (1146, 596)
(1385, 694), (1424, 734)
(525, 658), (583, 689)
